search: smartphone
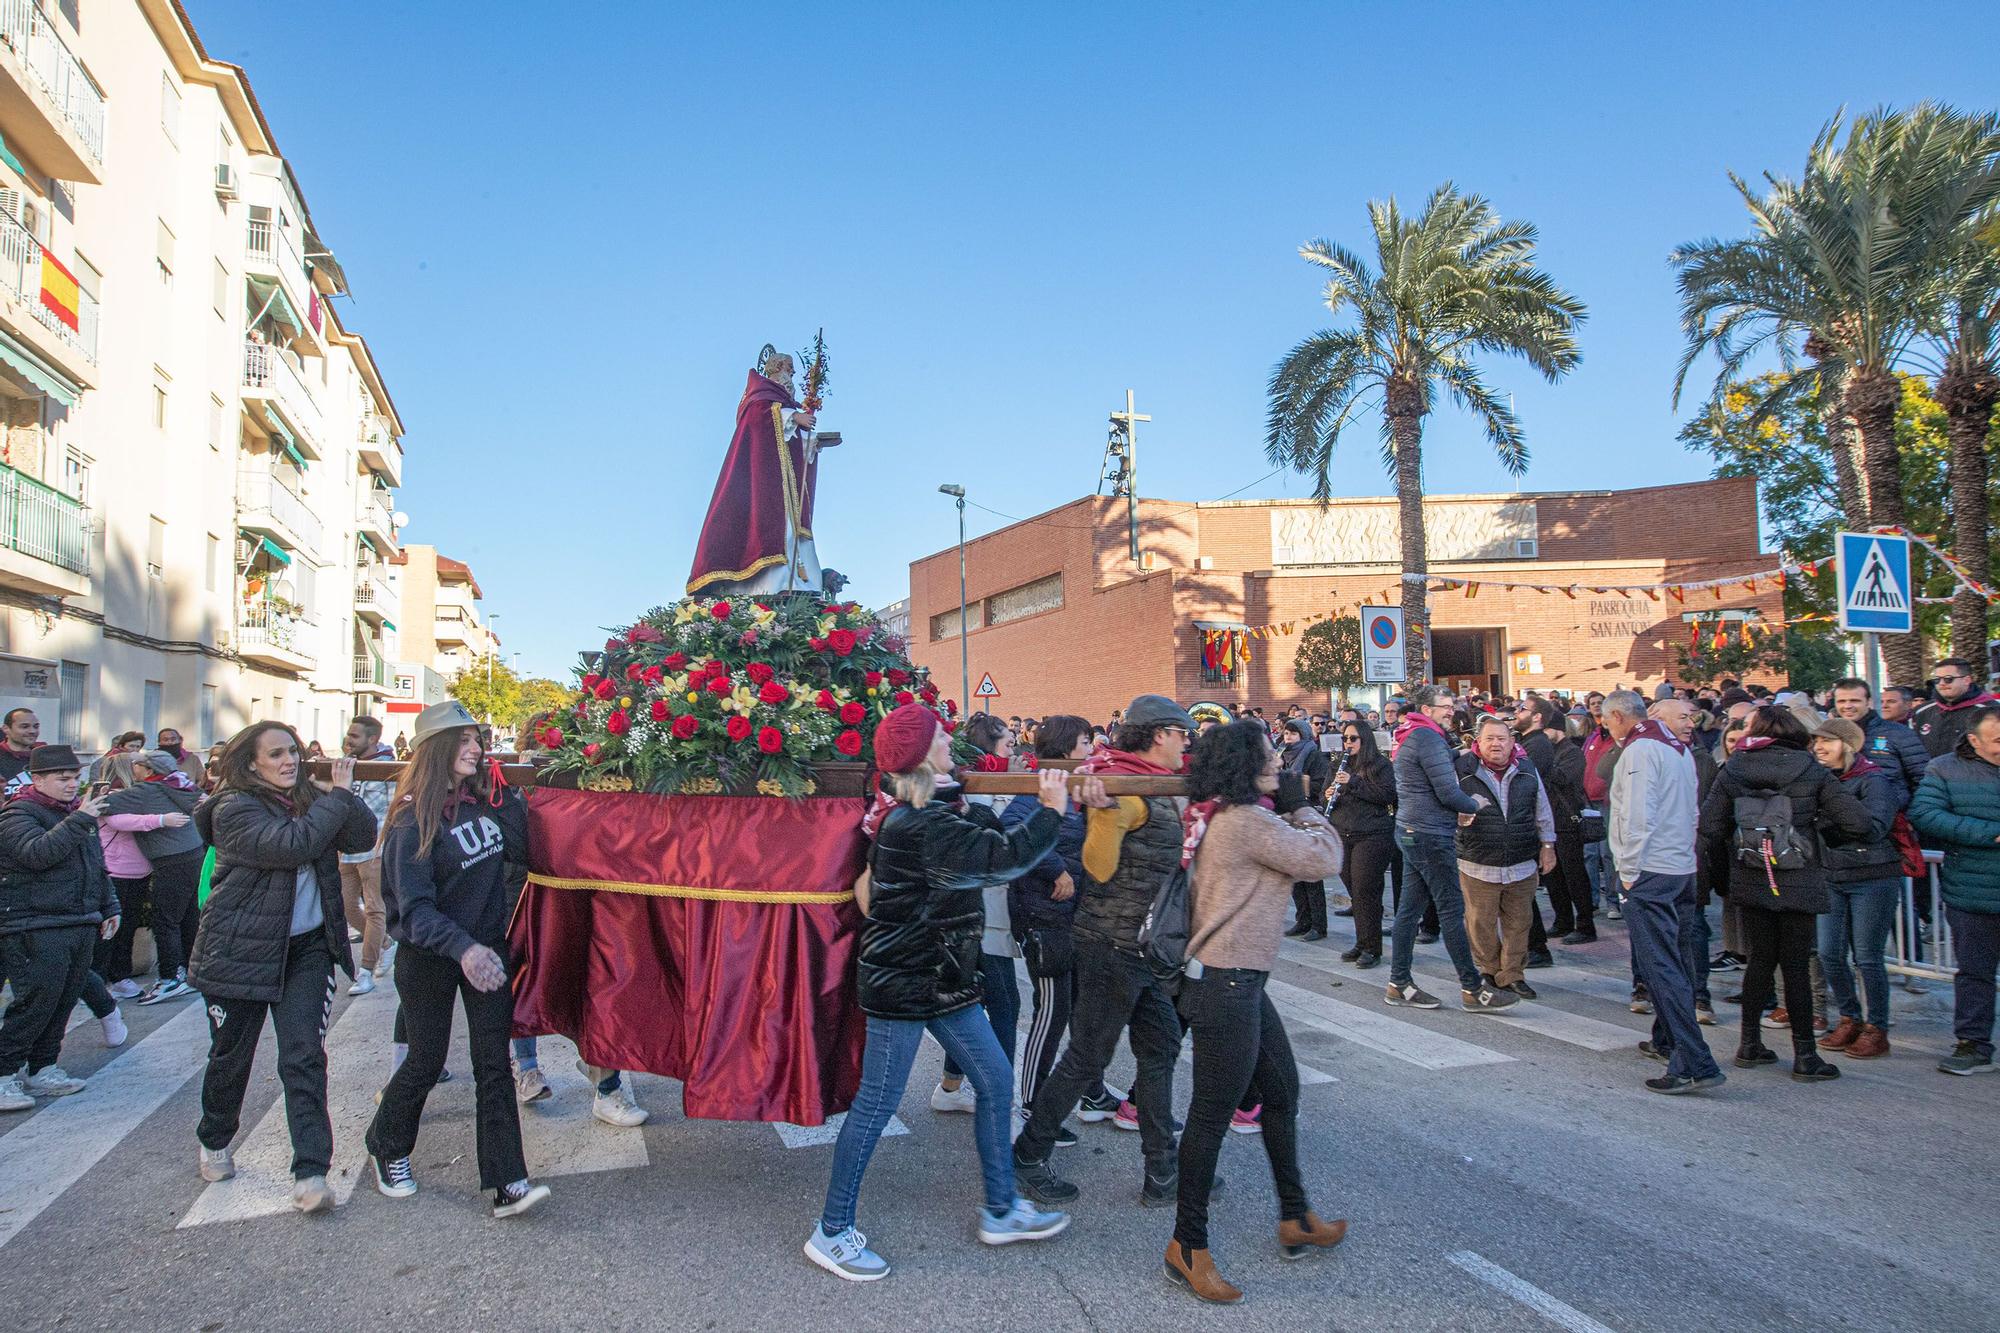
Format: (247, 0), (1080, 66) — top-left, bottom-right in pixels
(86, 781), (110, 798)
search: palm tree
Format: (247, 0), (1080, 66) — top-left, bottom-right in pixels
(1675, 104), (2000, 684)
(1265, 185), (1586, 681)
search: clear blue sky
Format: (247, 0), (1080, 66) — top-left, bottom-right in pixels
(192, 1), (1999, 678)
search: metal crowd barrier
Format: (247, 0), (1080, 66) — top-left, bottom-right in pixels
(1887, 851), (1954, 983)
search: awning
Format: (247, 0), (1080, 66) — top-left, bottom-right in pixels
(246, 274), (306, 340)
(241, 532), (291, 566)
(381, 619), (397, 631)
(1193, 619), (1251, 633)
(278, 437), (306, 468)
(0, 134), (23, 176)
(0, 330), (80, 408)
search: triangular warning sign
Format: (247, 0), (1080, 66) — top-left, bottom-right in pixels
(975, 673), (1000, 698)
(1850, 541), (1908, 612)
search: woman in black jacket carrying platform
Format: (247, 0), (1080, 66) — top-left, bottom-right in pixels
(1328, 721), (1396, 966)
(363, 701), (547, 1219)
(1699, 706), (1871, 1082)
(190, 723), (377, 1212)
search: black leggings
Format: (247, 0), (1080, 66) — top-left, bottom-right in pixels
(94, 875), (148, 983)
(148, 850), (204, 979)
(1740, 909), (1817, 1049)
(1342, 831), (1395, 954)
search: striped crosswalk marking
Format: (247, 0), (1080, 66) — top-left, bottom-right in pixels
(1262, 976), (1513, 1070)
(775, 1113), (909, 1148)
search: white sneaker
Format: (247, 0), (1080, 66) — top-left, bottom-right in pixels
(290, 1174), (334, 1213)
(804, 1223), (889, 1281)
(515, 1066), (551, 1103)
(373, 1154), (417, 1198)
(24, 1066), (85, 1097)
(375, 940), (397, 977)
(138, 977), (193, 1005)
(100, 1010), (128, 1047)
(347, 971), (376, 996)
(929, 1080), (977, 1113)
(592, 1081), (649, 1127)
(199, 1146), (236, 1182)
(978, 1197), (1071, 1246)
(492, 1179), (550, 1218)
(107, 979), (142, 1000)
(348, 927), (364, 943)
(0, 1074), (30, 1112)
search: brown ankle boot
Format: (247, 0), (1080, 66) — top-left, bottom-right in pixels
(1278, 1211), (1350, 1259)
(1844, 1024), (1890, 1059)
(1819, 1016), (1861, 1051)
(1165, 1241), (1242, 1304)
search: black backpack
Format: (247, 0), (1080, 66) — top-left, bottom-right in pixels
(1136, 864), (1191, 989)
(1732, 792), (1814, 873)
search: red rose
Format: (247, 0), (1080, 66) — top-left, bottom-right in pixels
(759, 680), (790, 705)
(583, 742), (600, 760)
(628, 624), (664, 644)
(816, 689), (839, 713)
(662, 652), (688, 671)
(920, 684), (939, 702)
(711, 601), (733, 619)
(887, 668), (910, 686)
(828, 629), (857, 657)
(855, 625), (874, 645)
(625, 662), (644, 680)
(671, 714), (699, 740)
(808, 636), (828, 653)
(594, 679), (615, 700)
(756, 725), (785, 754)
(942, 720), (958, 735)
(581, 673), (601, 692)
(1024, 755), (1039, 771)
(835, 728), (863, 757)
(746, 662), (776, 686)
(605, 710), (630, 736)
(726, 715), (752, 742)
(707, 674), (734, 696)
(945, 699), (958, 717)
(839, 701), (865, 725)
(642, 665), (664, 686)
(541, 727), (563, 748)
(605, 637), (621, 653)
(893, 690), (914, 706)
(700, 659), (728, 679)
(649, 700), (669, 721)
(864, 670), (883, 687)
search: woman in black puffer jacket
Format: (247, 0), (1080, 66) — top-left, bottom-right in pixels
(806, 705), (1071, 1283)
(189, 722), (376, 1213)
(1329, 720), (1396, 966)
(1699, 706), (1870, 1082)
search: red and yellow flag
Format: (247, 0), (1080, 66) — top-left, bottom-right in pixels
(39, 252), (78, 332)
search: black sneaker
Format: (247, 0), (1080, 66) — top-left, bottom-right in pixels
(492, 1179), (550, 1218)
(1709, 951), (1743, 972)
(1353, 951), (1381, 970)
(1283, 922), (1312, 938)
(1938, 1041), (1997, 1076)
(1013, 1154), (1079, 1204)
(372, 1154), (417, 1199)
(1052, 1124), (1079, 1149)
(1791, 1054), (1841, 1083)
(1141, 1168), (1221, 1209)
(1647, 1072), (1725, 1095)
(1510, 980), (1537, 1000)
(1076, 1089), (1122, 1123)
(1524, 949), (1553, 970)
(1560, 929), (1598, 945)
(1300, 929), (1327, 942)
(1734, 1044), (1778, 1068)
(1339, 946), (1362, 962)
(1637, 1040), (1668, 1064)
(1417, 930), (1440, 945)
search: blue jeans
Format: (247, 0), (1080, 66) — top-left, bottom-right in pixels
(1390, 828), (1482, 992)
(510, 1035), (619, 1094)
(1583, 839), (1608, 908)
(941, 952), (1019, 1083)
(1685, 897), (1712, 1007)
(1624, 872), (1720, 1080)
(1820, 878), (1898, 1028)
(821, 1006), (1015, 1234)
(1948, 905), (1999, 1057)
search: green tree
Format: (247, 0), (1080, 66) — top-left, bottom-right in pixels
(1293, 616), (1366, 705)
(1266, 184), (1586, 681)
(448, 654), (521, 729)
(514, 678), (572, 737)
(1674, 626), (1788, 688)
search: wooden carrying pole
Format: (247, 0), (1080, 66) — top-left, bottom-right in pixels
(306, 760), (1188, 798)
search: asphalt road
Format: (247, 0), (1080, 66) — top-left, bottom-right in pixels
(1, 914), (1991, 1333)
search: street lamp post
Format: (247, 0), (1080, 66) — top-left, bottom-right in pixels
(485, 612), (501, 723)
(939, 484), (968, 714)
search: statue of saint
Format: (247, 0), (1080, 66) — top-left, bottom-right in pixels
(686, 345), (839, 599)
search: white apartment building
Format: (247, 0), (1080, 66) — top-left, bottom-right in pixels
(0, 0), (408, 754)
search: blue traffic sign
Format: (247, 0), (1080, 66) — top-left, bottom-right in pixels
(1835, 531), (1913, 634)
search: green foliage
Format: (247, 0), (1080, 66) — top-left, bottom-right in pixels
(1293, 616), (1365, 704)
(1785, 631), (1853, 694)
(1673, 627), (1788, 688)
(448, 654), (524, 729)
(513, 678), (572, 738)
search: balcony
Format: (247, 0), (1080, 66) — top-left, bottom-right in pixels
(235, 602), (316, 671)
(434, 611), (472, 646)
(0, 206), (96, 392)
(240, 340), (322, 459)
(357, 411), (402, 486)
(0, 0), (104, 183)
(244, 217), (316, 338)
(355, 486), (395, 552)
(352, 650), (391, 693)
(235, 465), (322, 557)
(0, 460), (86, 595)
(354, 566), (395, 624)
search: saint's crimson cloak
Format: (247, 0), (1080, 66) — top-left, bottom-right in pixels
(686, 370), (818, 597)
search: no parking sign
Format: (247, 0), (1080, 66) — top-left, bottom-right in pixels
(1361, 606), (1407, 684)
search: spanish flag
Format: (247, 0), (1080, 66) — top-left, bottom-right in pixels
(39, 252), (78, 332)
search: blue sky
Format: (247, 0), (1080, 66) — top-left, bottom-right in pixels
(192, 1), (2000, 678)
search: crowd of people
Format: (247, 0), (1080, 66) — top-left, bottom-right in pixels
(1, 657), (1997, 1298)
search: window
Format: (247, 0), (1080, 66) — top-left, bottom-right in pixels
(61, 449), (90, 503)
(212, 258), (227, 316)
(1197, 627), (1248, 688)
(142, 681), (162, 739)
(199, 685), (217, 748)
(930, 601), (984, 642)
(147, 516), (165, 578)
(153, 384), (167, 429)
(58, 661), (86, 747)
(155, 220), (174, 284)
(160, 72), (181, 145)
(18, 195), (43, 243)
(205, 533), (219, 592)
(986, 573), (1063, 627)
(208, 395), (224, 452)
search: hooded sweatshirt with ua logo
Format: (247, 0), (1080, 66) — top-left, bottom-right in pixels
(380, 787), (529, 963)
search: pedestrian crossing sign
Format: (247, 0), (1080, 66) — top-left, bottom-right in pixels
(1835, 531), (1912, 634)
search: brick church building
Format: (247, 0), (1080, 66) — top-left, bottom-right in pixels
(904, 477), (1783, 722)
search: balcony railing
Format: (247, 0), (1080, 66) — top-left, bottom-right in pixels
(245, 216), (314, 318)
(236, 602), (313, 661)
(357, 486), (394, 530)
(0, 460), (86, 574)
(235, 465), (322, 555)
(353, 652), (389, 687)
(0, 206), (96, 362)
(241, 339), (322, 452)
(0, 0), (105, 164)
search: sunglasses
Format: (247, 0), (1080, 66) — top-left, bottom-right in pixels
(1938, 673), (1971, 684)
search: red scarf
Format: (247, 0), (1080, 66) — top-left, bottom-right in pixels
(1480, 753), (1516, 779)
(1619, 718), (1687, 754)
(16, 787), (76, 815)
(1390, 712), (1448, 759)
(1181, 795), (1274, 868)
(1077, 742), (1179, 777)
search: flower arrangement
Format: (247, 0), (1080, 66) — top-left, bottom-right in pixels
(536, 596), (956, 797)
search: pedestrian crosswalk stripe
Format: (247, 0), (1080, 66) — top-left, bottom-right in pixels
(1262, 977), (1512, 1070)
(516, 1034), (651, 1179)
(775, 1113), (909, 1148)
(0, 1002), (211, 1251)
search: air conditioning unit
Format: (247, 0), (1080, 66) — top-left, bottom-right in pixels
(1196, 556), (1215, 571)
(214, 163), (238, 199)
(1514, 538), (1539, 559)
(234, 537), (254, 565)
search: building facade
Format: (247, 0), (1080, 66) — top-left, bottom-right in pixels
(389, 544), (496, 682)
(905, 477), (1786, 721)
(0, 0), (408, 754)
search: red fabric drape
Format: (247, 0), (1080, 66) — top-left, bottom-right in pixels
(508, 788), (867, 1124)
(685, 370), (815, 596)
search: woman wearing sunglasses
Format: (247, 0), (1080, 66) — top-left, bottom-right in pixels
(1328, 724), (1397, 968)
